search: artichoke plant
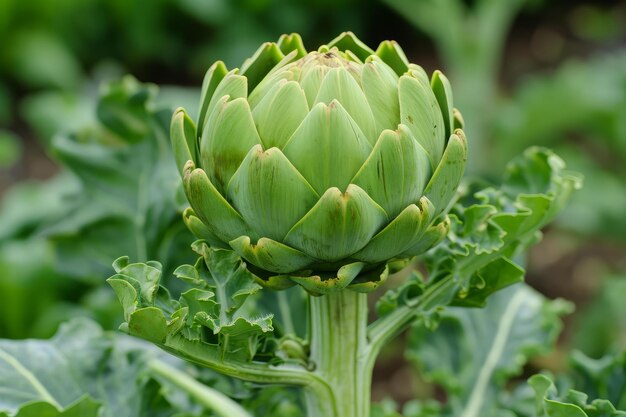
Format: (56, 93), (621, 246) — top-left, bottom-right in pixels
(171, 32), (467, 294)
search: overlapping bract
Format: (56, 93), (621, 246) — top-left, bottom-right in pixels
(171, 32), (468, 293)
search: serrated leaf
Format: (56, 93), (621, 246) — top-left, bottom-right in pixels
(375, 271), (426, 318)
(188, 242), (264, 314)
(109, 245), (274, 362)
(529, 374), (626, 417)
(423, 147), (581, 307)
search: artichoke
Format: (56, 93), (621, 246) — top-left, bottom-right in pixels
(171, 32), (467, 294)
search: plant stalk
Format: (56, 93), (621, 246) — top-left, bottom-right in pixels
(305, 290), (372, 417)
(148, 359), (251, 417)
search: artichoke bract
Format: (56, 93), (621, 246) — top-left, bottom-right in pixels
(171, 32), (467, 294)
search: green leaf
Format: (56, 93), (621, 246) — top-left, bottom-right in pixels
(0, 318), (254, 417)
(493, 50), (626, 169)
(0, 130), (21, 169)
(0, 397), (100, 417)
(148, 358), (252, 417)
(20, 88), (95, 144)
(0, 174), (78, 241)
(424, 147), (582, 308)
(375, 270), (426, 318)
(371, 398), (443, 417)
(370, 147), (580, 376)
(0, 319), (144, 417)
(490, 51), (626, 242)
(371, 398), (403, 417)
(109, 244), (274, 362)
(6, 30), (82, 90)
(188, 242), (264, 315)
(572, 276), (626, 359)
(0, 238), (70, 339)
(41, 76), (195, 282)
(96, 76), (157, 142)
(407, 284), (571, 417)
(529, 374), (626, 417)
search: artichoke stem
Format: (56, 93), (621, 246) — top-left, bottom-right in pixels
(305, 290), (372, 417)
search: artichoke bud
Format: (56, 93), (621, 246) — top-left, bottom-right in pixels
(277, 337), (310, 367)
(171, 32), (468, 293)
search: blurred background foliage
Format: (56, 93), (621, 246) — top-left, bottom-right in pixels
(0, 0), (625, 411)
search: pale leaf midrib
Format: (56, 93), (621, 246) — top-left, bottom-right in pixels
(460, 289), (528, 417)
(0, 347), (61, 409)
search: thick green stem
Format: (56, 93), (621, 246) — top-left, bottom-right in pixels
(305, 290), (372, 417)
(158, 334), (318, 386)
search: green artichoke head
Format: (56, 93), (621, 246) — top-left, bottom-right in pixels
(171, 32), (467, 294)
